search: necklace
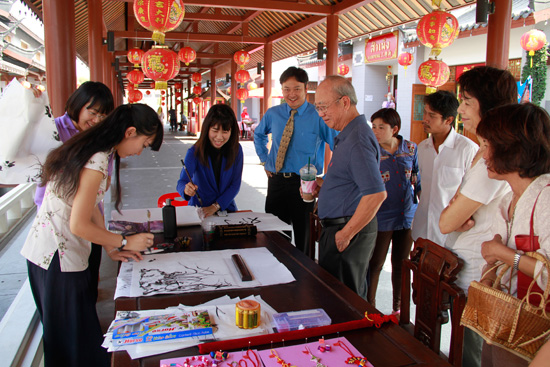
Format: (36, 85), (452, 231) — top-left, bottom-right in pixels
(243, 350), (259, 367)
(334, 340), (368, 366)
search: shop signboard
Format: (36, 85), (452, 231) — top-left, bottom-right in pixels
(365, 31), (398, 63)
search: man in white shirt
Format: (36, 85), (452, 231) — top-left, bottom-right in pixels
(411, 90), (478, 245)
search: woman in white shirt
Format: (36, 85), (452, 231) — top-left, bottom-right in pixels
(476, 103), (550, 367)
(20, 103), (163, 367)
(438, 66), (517, 367)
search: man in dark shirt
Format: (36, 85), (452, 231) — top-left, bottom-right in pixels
(314, 75), (386, 299)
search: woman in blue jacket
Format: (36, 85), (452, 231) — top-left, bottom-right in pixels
(177, 104), (243, 217)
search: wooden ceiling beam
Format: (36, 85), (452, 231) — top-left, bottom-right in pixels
(267, 15), (325, 43)
(333, 0), (375, 15)
(113, 31), (267, 44)
(181, 0), (331, 16)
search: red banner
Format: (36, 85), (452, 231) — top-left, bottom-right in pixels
(365, 31), (399, 64)
(455, 63), (485, 80)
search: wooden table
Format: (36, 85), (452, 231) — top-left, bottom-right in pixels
(113, 227), (450, 367)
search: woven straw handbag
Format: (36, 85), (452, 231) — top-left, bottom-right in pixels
(460, 251), (550, 361)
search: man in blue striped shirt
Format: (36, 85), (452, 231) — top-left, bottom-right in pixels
(254, 67), (338, 254)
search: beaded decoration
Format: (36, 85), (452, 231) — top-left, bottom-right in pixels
(317, 338), (331, 352)
(334, 340), (368, 366)
(210, 351), (229, 366)
(183, 356), (211, 367)
(269, 349), (297, 367)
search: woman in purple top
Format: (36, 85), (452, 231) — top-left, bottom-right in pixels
(34, 81), (114, 209)
(367, 108), (419, 314)
(34, 81), (114, 302)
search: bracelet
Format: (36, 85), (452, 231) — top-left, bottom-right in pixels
(513, 252), (522, 271)
(213, 202), (221, 211)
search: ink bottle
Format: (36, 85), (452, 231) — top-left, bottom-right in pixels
(162, 198), (177, 239)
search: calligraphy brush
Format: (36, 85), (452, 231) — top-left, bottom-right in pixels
(180, 159), (203, 207)
(147, 209), (151, 232)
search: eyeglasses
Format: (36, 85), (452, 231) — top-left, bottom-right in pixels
(315, 97), (342, 114)
(86, 107), (107, 121)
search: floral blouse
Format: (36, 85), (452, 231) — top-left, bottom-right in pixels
(21, 151), (111, 272)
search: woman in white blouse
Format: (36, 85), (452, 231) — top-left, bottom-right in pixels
(476, 103), (550, 367)
(20, 104), (163, 367)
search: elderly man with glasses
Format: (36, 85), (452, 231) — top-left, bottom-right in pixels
(312, 75), (387, 299)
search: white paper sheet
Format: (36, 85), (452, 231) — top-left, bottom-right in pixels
(104, 295), (278, 359)
(205, 211), (292, 232)
(110, 206), (202, 227)
(116, 247), (295, 298)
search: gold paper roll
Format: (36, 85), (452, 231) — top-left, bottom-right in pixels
(235, 300), (261, 329)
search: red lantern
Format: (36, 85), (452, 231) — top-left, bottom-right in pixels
(175, 91), (182, 98)
(145, 90), (151, 95)
(191, 72), (202, 83)
(247, 82), (258, 91)
(520, 29), (547, 67)
(176, 100), (181, 105)
(235, 69), (250, 85)
(234, 50), (250, 69)
(418, 58), (450, 94)
(133, 0), (185, 44)
(142, 46), (180, 90)
(193, 97), (202, 105)
(178, 46), (197, 66)
(127, 48), (144, 67)
(174, 82), (183, 90)
(161, 90), (166, 95)
(416, 10), (459, 57)
(128, 89), (143, 103)
(161, 102), (165, 106)
(337, 64), (350, 76)
(398, 52), (414, 70)
(127, 69), (145, 88)
(237, 88), (248, 103)
(161, 96), (166, 101)
(193, 85), (202, 95)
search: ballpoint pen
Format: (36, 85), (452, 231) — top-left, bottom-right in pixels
(180, 159), (203, 207)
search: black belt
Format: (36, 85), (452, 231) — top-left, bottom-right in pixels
(270, 171), (298, 178)
(321, 216), (353, 227)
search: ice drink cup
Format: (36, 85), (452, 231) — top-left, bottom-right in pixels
(300, 164), (317, 202)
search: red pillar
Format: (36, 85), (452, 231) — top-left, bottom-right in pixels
(210, 67), (216, 106)
(88, 0), (103, 82)
(486, 0), (512, 69)
(263, 42), (273, 111)
(43, 0), (76, 117)
(325, 14), (339, 77)
(231, 59), (238, 115)
(187, 78), (194, 134)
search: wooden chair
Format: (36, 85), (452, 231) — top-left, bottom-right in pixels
(308, 211), (322, 261)
(157, 192), (188, 208)
(400, 238), (466, 366)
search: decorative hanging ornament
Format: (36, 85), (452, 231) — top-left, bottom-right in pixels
(193, 97), (201, 105)
(398, 52), (414, 70)
(237, 88), (248, 103)
(235, 69), (250, 85)
(337, 64), (349, 76)
(127, 69), (145, 89)
(234, 50), (250, 69)
(142, 46), (180, 90)
(191, 72), (202, 83)
(418, 58), (450, 94)
(192, 85), (202, 95)
(247, 82), (258, 91)
(145, 90), (151, 95)
(416, 10), (459, 57)
(128, 89), (143, 103)
(520, 29), (547, 67)
(161, 90), (166, 95)
(174, 82), (183, 90)
(178, 46), (197, 66)
(127, 48), (145, 67)
(133, 0), (185, 45)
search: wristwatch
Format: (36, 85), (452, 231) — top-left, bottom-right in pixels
(513, 252), (522, 271)
(118, 234), (127, 251)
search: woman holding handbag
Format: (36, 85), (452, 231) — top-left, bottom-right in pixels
(475, 103), (550, 367)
